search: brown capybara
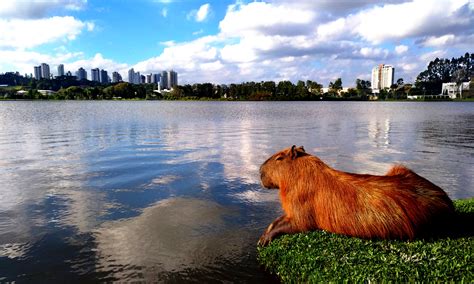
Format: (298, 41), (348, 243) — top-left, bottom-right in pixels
(258, 145), (454, 246)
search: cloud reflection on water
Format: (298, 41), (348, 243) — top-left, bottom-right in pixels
(93, 197), (252, 281)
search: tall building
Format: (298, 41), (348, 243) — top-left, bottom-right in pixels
(76, 67), (87, 81)
(168, 70), (178, 89)
(128, 68), (135, 84)
(112, 71), (122, 83)
(146, 74), (152, 84)
(34, 66), (41, 80)
(152, 73), (161, 84)
(128, 68), (141, 84)
(371, 64), (394, 93)
(91, 68), (100, 82)
(57, 64), (64, 77)
(160, 71), (169, 89)
(100, 69), (108, 84)
(41, 63), (50, 79)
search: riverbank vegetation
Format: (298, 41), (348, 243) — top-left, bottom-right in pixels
(257, 198), (473, 282)
(1, 53), (472, 101)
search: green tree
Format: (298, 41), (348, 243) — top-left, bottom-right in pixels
(416, 52), (473, 95)
(329, 78), (343, 96)
(296, 80), (308, 99)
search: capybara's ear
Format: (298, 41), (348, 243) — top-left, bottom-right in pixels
(289, 145), (297, 160)
(290, 145), (306, 160)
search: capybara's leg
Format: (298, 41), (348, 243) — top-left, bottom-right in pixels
(258, 215), (298, 246)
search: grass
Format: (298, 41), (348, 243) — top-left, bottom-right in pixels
(257, 198), (474, 282)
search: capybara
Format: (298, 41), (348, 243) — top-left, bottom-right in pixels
(258, 145), (454, 246)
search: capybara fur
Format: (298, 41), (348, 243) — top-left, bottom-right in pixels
(258, 146), (454, 245)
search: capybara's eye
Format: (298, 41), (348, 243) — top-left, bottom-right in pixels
(275, 156), (284, 161)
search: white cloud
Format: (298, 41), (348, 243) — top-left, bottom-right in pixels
(192, 29), (204, 36)
(422, 34), (456, 47)
(196, 3), (210, 22)
(358, 47), (389, 58)
(65, 53), (129, 80)
(316, 0), (472, 44)
(0, 16), (94, 49)
(395, 45), (409, 54)
(0, 0), (87, 19)
(420, 50), (447, 62)
(161, 8), (168, 18)
(219, 2), (315, 37)
(188, 3), (211, 22)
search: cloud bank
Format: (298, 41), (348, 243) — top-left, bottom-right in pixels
(1, 0), (473, 86)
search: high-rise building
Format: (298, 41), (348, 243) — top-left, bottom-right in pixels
(152, 73), (161, 84)
(168, 70), (178, 89)
(76, 67), (87, 81)
(371, 64), (394, 93)
(41, 63), (50, 79)
(57, 64), (64, 77)
(160, 71), (169, 89)
(146, 74), (152, 84)
(112, 71), (122, 83)
(91, 68), (100, 82)
(128, 68), (135, 84)
(100, 69), (108, 84)
(34, 66), (41, 80)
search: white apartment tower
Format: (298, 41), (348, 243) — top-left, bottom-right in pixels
(371, 64), (394, 93)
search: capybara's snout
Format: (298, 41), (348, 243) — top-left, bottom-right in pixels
(260, 163), (278, 189)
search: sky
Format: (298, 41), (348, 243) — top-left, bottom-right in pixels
(0, 0), (473, 86)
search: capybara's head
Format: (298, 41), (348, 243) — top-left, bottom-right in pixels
(260, 145), (307, 189)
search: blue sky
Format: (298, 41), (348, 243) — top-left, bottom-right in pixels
(0, 0), (473, 86)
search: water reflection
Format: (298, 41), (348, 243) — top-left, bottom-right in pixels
(94, 197), (255, 281)
(0, 101), (472, 282)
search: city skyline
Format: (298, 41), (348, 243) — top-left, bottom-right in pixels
(0, 0), (473, 86)
(30, 62), (179, 89)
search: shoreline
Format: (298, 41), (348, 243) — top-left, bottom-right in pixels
(257, 197), (474, 282)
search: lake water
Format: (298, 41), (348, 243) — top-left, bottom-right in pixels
(0, 101), (473, 282)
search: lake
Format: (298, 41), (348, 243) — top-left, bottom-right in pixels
(0, 101), (473, 282)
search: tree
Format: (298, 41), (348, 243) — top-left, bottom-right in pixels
(306, 80), (323, 97)
(329, 78), (343, 96)
(113, 82), (134, 99)
(296, 80), (309, 99)
(416, 52), (473, 95)
(396, 78), (404, 86)
(276, 81), (296, 100)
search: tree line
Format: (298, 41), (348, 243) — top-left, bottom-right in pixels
(416, 52), (473, 96)
(1, 52), (472, 100)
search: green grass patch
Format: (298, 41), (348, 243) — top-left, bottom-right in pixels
(257, 198), (474, 282)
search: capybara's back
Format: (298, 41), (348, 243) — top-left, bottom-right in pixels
(258, 146), (455, 245)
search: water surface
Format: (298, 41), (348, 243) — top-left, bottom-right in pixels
(0, 101), (473, 282)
